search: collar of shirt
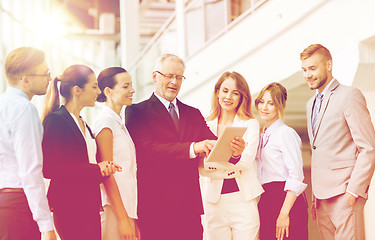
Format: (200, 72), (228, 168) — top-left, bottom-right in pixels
(261, 119), (284, 148)
(315, 78), (335, 98)
(6, 86), (29, 100)
(70, 113), (85, 136)
(153, 92), (179, 117)
(103, 105), (123, 125)
(262, 118), (283, 135)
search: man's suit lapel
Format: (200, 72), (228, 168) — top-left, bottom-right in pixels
(312, 80), (340, 144)
(177, 99), (189, 139)
(306, 98), (314, 145)
(149, 94), (179, 136)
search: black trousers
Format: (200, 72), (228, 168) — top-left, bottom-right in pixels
(0, 192), (40, 240)
(258, 181), (308, 240)
(53, 206), (101, 240)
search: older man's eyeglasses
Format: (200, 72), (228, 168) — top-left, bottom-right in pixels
(156, 71), (186, 81)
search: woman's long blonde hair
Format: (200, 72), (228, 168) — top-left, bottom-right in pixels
(206, 71), (254, 121)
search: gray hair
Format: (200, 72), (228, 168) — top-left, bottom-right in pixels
(153, 54), (186, 72)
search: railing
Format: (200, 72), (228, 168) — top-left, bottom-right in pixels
(128, 0), (270, 73)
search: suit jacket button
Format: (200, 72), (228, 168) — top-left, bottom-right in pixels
(313, 146), (316, 150)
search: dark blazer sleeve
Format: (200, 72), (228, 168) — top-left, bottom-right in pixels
(42, 112), (103, 183)
(125, 102), (216, 162)
(187, 106), (217, 141)
(125, 104), (189, 160)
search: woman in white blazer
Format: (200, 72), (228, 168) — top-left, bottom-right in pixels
(200, 71), (263, 240)
(92, 67), (140, 240)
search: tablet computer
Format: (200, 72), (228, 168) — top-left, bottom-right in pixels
(205, 126), (247, 163)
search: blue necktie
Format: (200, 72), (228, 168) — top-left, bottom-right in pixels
(312, 93), (323, 136)
(169, 103), (179, 131)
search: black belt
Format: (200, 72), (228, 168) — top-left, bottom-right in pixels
(0, 188), (24, 193)
(221, 178), (239, 194)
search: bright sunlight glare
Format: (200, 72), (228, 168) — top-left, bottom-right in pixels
(29, 12), (68, 42)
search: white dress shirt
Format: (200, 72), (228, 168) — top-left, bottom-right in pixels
(311, 78), (335, 126)
(258, 119), (307, 196)
(70, 114), (97, 165)
(154, 92), (179, 118)
(92, 106), (138, 219)
(0, 87), (54, 232)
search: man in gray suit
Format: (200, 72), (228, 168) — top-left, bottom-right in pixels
(301, 44), (375, 239)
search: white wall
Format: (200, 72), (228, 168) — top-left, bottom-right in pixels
(179, 0), (375, 116)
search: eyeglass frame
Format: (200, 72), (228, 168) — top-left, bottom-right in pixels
(155, 71), (186, 81)
(25, 72), (52, 79)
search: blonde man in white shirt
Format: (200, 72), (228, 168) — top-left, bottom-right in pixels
(200, 71), (262, 240)
(255, 82), (308, 240)
(0, 47), (56, 240)
(92, 67), (140, 240)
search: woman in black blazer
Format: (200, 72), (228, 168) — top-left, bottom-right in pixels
(42, 65), (121, 240)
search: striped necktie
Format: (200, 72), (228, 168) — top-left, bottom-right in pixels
(168, 102), (179, 131)
(312, 93), (323, 136)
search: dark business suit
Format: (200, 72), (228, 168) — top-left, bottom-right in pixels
(42, 106), (104, 240)
(125, 93), (216, 240)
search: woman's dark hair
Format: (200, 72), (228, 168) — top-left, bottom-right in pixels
(59, 65), (94, 101)
(42, 65), (94, 120)
(97, 67), (127, 102)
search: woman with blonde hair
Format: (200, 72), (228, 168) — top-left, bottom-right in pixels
(92, 67), (140, 240)
(42, 65), (121, 240)
(200, 71), (262, 240)
(255, 82), (308, 240)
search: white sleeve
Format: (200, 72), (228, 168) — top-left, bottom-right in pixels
(280, 127), (307, 196)
(92, 115), (115, 137)
(12, 103), (54, 232)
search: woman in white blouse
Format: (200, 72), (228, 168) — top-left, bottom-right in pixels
(42, 65), (121, 240)
(255, 82), (308, 240)
(92, 67), (140, 240)
(200, 71), (263, 240)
